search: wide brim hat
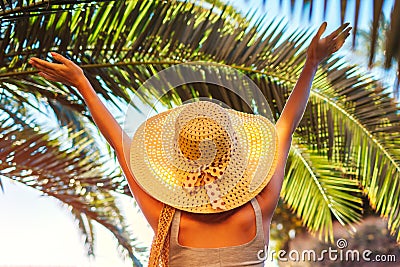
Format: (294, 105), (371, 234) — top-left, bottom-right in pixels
(130, 101), (278, 213)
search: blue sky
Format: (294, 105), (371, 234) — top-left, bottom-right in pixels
(0, 0), (396, 266)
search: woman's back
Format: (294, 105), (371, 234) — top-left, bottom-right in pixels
(169, 198), (269, 266)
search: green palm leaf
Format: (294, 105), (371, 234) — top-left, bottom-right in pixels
(282, 141), (363, 243)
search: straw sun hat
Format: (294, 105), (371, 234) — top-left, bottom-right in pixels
(130, 100), (278, 213)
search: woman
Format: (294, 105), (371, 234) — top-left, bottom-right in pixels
(29, 21), (351, 266)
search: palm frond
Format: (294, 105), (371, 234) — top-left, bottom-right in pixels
(70, 208), (96, 256)
(282, 141), (363, 243)
(0, 100), (141, 264)
(320, 62), (400, 236)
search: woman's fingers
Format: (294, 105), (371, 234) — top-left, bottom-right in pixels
(29, 52), (82, 87)
(29, 52), (71, 67)
(335, 28), (351, 46)
(327, 22), (350, 40)
(38, 71), (58, 82)
(29, 55), (71, 78)
(316, 22), (327, 38)
(325, 24), (351, 53)
(50, 52), (70, 65)
(330, 32), (350, 53)
(29, 57), (60, 70)
(30, 60), (59, 77)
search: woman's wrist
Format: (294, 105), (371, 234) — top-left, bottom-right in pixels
(304, 57), (320, 71)
(75, 75), (90, 90)
(74, 76), (98, 99)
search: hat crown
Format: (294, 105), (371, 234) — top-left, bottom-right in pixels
(174, 102), (234, 165)
(175, 101), (233, 133)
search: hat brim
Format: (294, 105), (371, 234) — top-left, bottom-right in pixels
(130, 106), (279, 213)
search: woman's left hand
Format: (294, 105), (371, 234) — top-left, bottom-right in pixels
(306, 22), (351, 66)
(29, 52), (86, 88)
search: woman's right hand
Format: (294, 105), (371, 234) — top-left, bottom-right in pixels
(29, 52), (87, 88)
(306, 22), (351, 67)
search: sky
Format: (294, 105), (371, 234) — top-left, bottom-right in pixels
(0, 0), (396, 266)
(0, 180), (152, 267)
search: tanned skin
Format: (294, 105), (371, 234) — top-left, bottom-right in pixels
(30, 22), (351, 248)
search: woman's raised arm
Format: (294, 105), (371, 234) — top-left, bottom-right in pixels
(258, 22), (351, 216)
(276, 22), (351, 135)
(30, 53), (124, 151)
(29, 53), (163, 231)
